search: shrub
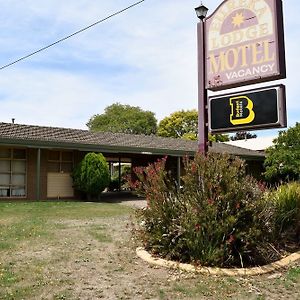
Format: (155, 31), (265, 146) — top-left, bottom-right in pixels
(73, 153), (110, 199)
(129, 152), (274, 267)
(269, 182), (300, 239)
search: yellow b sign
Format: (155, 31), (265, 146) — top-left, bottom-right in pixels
(209, 85), (286, 133)
(230, 96), (255, 125)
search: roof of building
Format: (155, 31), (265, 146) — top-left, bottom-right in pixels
(0, 122), (264, 159)
(225, 137), (276, 151)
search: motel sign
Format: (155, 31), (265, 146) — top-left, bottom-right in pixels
(202, 0), (287, 135)
(205, 0), (286, 91)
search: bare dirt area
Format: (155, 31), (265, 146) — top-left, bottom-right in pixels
(0, 200), (299, 300)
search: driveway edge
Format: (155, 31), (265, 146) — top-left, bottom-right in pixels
(136, 247), (300, 276)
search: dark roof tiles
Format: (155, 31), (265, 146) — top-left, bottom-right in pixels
(0, 122), (264, 158)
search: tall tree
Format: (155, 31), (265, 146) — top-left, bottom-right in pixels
(230, 131), (257, 141)
(87, 103), (157, 135)
(157, 110), (198, 139)
(264, 123), (300, 182)
(157, 109), (229, 142)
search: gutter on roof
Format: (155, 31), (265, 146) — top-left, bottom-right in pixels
(0, 138), (195, 157)
(0, 136), (264, 160)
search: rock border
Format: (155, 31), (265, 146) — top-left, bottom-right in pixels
(136, 247), (300, 276)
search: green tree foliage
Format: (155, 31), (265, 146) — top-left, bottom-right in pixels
(157, 110), (198, 139)
(87, 103), (157, 135)
(157, 109), (229, 142)
(230, 131), (257, 141)
(265, 123), (300, 182)
(72, 153), (110, 199)
(210, 134), (231, 142)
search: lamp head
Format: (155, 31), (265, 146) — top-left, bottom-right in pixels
(195, 3), (209, 20)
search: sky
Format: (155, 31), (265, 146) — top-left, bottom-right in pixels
(0, 0), (299, 138)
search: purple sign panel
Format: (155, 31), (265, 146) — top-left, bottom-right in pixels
(205, 0), (286, 91)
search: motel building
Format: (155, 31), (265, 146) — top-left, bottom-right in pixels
(0, 122), (264, 201)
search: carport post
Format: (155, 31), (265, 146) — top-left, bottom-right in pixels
(36, 148), (41, 201)
(118, 157), (121, 191)
(177, 156), (181, 189)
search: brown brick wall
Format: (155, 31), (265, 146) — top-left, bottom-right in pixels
(26, 148), (36, 200)
(26, 148), (48, 201)
(2, 147), (264, 202)
(0, 148), (85, 201)
(40, 149), (48, 200)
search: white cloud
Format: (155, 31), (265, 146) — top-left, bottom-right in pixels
(0, 68), (115, 129)
(0, 0), (299, 138)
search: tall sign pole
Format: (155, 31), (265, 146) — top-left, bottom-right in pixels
(195, 4), (209, 154)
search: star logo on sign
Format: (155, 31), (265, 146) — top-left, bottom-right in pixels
(232, 12), (244, 28)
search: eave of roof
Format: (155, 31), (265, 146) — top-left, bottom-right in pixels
(0, 137), (196, 156)
(0, 122), (264, 159)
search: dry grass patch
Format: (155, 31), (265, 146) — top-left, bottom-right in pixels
(0, 201), (299, 300)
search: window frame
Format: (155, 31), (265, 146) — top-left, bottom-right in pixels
(0, 148), (27, 198)
(47, 150), (74, 173)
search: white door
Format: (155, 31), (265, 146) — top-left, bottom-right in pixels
(47, 173), (74, 198)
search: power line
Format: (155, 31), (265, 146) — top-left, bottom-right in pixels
(0, 0), (145, 71)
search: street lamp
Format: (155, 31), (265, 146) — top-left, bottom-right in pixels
(195, 3), (209, 154)
(195, 3), (208, 20)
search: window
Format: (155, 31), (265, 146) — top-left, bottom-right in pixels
(48, 151), (73, 173)
(0, 148), (26, 198)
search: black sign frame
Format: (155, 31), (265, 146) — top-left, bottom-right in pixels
(208, 84), (286, 133)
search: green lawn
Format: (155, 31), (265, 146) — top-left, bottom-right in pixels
(0, 201), (132, 219)
(0, 201), (132, 299)
(0, 201), (299, 300)
(0, 201), (132, 251)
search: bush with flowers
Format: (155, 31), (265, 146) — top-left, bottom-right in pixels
(128, 152), (281, 268)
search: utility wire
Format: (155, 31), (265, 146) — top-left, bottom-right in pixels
(0, 0), (145, 71)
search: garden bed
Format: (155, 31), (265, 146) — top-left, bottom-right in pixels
(129, 153), (300, 269)
(136, 247), (300, 276)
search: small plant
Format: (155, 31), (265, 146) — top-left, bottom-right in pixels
(286, 266), (300, 283)
(269, 182), (300, 239)
(129, 152), (275, 267)
(72, 152), (110, 200)
(0, 265), (18, 286)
